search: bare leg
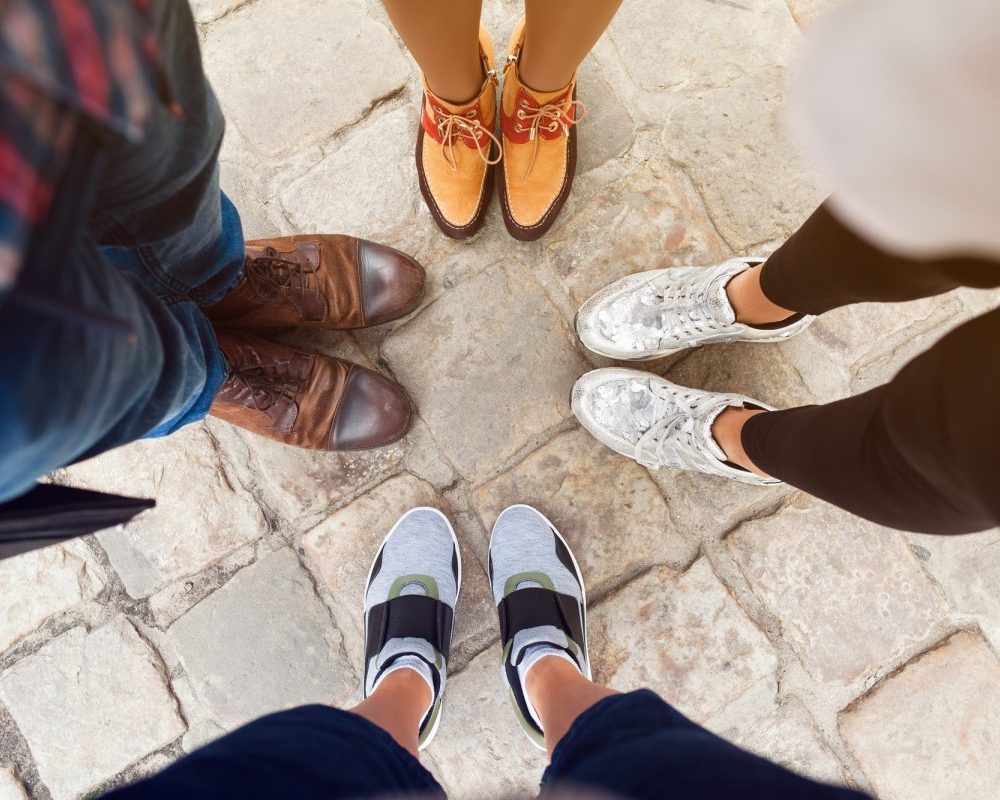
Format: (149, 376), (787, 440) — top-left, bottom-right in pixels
(381, 0), (485, 103)
(714, 262), (796, 477)
(347, 668), (431, 759)
(524, 655), (620, 758)
(726, 263), (797, 326)
(711, 408), (772, 478)
(520, 0), (624, 91)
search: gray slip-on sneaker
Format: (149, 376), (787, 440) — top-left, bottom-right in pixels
(363, 506), (461, 750)
(488, 504), (590, 750)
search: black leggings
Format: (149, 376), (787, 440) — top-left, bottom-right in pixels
(742, 204), (1000, 535)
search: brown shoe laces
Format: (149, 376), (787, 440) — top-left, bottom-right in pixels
(506, 55), (587, 181)
(225, 348), (308, 414)
(242, 247), (314, 302)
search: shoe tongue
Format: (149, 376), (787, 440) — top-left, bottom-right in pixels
(701, 399), (738, 462)
(709, 271), (738, 326)
(510, 625), (570, 667)
(429, 93), (479, 115)
(377, 636), (437, 671)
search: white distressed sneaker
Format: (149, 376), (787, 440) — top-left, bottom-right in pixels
(575, 257), (814, 360)
(572, 368), (782, 486)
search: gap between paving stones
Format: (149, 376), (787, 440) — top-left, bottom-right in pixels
(198, 1), (414, 162)
(0, 703), (48, 800)
(0, 533), (147, 672)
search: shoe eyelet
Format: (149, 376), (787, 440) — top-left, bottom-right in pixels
(516, 109), (525, 119)
(515, 124), (524, 132)
(466, 110), (476, 118)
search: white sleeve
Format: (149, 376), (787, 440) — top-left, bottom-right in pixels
(788, 0), (1000, 261)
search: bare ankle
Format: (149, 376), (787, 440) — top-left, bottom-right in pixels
(711, 407), (772, 479)
(524, 654), (579, 703)
(425, 55), (486, 105)
(727, 263), (797, 326)
(517, 41), (575, 93)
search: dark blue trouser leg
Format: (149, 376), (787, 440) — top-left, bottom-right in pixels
(542, 690), (871, 800)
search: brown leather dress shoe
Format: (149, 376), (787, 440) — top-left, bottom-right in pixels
(209, 330), (413, 451)
(207, 235), (425, 329)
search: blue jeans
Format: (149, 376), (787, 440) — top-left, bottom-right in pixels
(102, 690), (871, 800)
(0, 0), (242, 502)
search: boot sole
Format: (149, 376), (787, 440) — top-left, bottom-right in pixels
(416, 125), (496, 241)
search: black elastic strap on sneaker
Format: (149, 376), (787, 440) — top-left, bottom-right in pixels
(498, 587), (584, 658)
(364, 595), (454, 665)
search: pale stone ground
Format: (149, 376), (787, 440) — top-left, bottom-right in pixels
(2, 1), (999, 798)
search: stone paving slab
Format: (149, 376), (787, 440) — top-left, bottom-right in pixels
(706, 695), (851, 787)
(383, 263), (588, 479)
(662, 69), (824, 252)
(730, 496), (949, 683)
(798, 292), (968, 395)
(0, 541), (104, 655)
(206, 413), (406, 532)
(190, 0), (243, 24)
(574, 68), (636, 175)
(0, 768), (27, 800)
(610, 0), (799, 93)
(589, 558), (777, 721)
(785, 0), (840, 26)
(905, 527), (1000, 653)
(164, 548), (356, 730)
(429, 643), (545, 800)
(201, 0), (408, 157)
(300, 474), (496, 674)
(839, 631), (1000, 800)
(544, 159), (727, 308)
(474, 428), (695, 594)
(0, 617), (184, 800)
(64, 425), (267, 599)
(281, 106), (421, 239)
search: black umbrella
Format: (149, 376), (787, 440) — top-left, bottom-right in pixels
(0, 483), (154, 560)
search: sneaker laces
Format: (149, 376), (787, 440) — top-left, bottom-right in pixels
(242, 248), (315, 302)
(648, 274), (731, 340)
(602, 270), (733, 351)
(632, 383), (729, 470)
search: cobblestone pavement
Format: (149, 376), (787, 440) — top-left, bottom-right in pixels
(2, 1), (999, 799)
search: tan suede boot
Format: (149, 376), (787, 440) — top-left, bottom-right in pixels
(417, 25), (501, 239)
(499, 18), (585, 241)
